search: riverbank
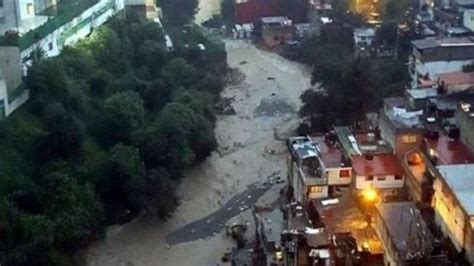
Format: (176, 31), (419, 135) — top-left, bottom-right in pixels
(85, 40), (312, 266)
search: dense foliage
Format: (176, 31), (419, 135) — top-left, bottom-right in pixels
(296, 0), (412, 134)
(0, 17), (226, 265)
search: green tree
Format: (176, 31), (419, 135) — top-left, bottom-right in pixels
(101, 144), (146, 213)
(100, 90), (146, 145)
(161, 58), (197, 89)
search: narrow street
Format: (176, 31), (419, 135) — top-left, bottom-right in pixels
(85, 40), (312, 266)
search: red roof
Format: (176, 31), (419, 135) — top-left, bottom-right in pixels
(310, 136), (345, 168)
(437, 71), (474, 86)
(235, 0), (281, 24)
(426, 136), (474, 165)
(352, 154), (404, 176)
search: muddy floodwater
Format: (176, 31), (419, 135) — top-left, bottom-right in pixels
(85, 40), (312, 266)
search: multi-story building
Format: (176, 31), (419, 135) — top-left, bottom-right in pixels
(288, 135), (353, 202)
(433, 164), (474, 263)
(352, 153), (406, 192)
(374, 202), (434, 266)
(378, 97), (425, 156)
(410, 37), (474, 89)
(288, 136), (329, 202)
(0, 0), (144, 118)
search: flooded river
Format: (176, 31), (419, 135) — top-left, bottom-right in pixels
(85, 40), (312, 266)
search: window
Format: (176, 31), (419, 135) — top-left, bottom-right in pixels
(394, 175), (403, 180)
(366, 175), (374, 181)
(339, 169), (351, 178)
(402, 135), (417, 144)
(0, 0), (3, 7)
(27, 3), (34, 15)
(377, 176), (386, 181)
(308, 186), (323, 193)
(48, 42), (53, 51)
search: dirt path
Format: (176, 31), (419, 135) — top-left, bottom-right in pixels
(85, 40), (311, 266)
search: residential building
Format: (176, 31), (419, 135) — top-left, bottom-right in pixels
(402, 148), (437, 204)
(288, 135), (353, 202)
(284, 202), (331, 266)
(0, 0), (127, 118)
(307, 195), (384, 263)
(410, 37), (474, 89)
(254, 206), (285, 266)
(464, 8), (474, 31)
(334, 126), (393, 158)
(261, 16), (294, 48)
(352, 153), (405, 191)
(234, 0), (281, 24)
(403, 133), (474, 203)
(125, 0), (160, 21)
(378, 97), (425, 156)
(457, 101), (474, 152)
(310, 135), (352, 193)
(433, 164), (474, 263)
(374, 202), (434, 265)
(288, 136), (328, 202)
(353, 28), (375, 47)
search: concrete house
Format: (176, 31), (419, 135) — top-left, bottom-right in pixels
(378, 97), (425, 157)
(433, 164), (474, 263)
(288, 136), (329, 202)
(410, 37), (474, 89)
(352, 153), (405, 191)
(261, 16), (294, 48)
(374, 202), (434, 266)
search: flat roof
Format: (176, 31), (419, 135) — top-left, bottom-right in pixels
(354, 28), (375, 37)
(437, 164), (474, 215)
(406, 88), (438, 100)
(261, 16), (291, 26)
(289, 137), (318, 160)
(412, 37), (474, 50)
(309, 194), (383, 254)
(352, 154), (405, 176)
(377, 202), (433, 261)
(438, 71), (474, 86)
(426, 136), (474, 165)
(310, 136), (346, 169)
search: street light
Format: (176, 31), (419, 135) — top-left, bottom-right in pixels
(362, 188), (378, 203)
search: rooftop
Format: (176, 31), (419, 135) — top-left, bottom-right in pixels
(310, 136), (349, 169)
(308, 194), (383, 254)
(352, 153), (405, 176)
(376, 202), (433, 261)
(412, 36), (474, 50)
(426, 135), (474, 165)
(261, 16), (292, 27)
(437, 164), (474, 215)
(354, 28), (375, 37)
(383, 97), (423, 129)
(334, 126), (361, 157)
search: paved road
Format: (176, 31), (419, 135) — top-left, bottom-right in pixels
(166, 180), (275, 245)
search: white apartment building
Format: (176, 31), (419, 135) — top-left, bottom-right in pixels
(0, 0), (130, 118)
